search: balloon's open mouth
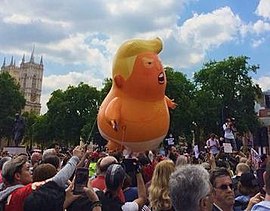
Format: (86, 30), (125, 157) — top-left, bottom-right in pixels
(158, 72), (165, 84)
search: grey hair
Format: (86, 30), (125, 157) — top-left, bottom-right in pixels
(169, 164), (210, 211)
(175, 155), (187, 167)
(42, 148), (56, 161)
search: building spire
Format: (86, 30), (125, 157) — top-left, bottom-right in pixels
(30, 45), (35, 63)
(40, 56), (43, 66)
(2, 57), (6, 68)
(21, 54), (25, 64)
(13, 59), (16, 66)
(10, 56), (13, 66)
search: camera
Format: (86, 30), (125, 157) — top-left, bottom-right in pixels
(121, 158), (141, 174)
(73, 167), (89, 195)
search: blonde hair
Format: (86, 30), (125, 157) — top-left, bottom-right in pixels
(149, 159), (175, 211)
(112, 37), (162, 80)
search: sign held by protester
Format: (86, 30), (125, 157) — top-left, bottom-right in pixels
(223, 143), (233, 153)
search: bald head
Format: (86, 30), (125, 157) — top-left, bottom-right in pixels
(99, 156), (118, 173)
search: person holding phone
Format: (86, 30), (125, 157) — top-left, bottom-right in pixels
(96, 164), (147, 211)
(91, 155), (126, 203)
(65, 176), (102, 211)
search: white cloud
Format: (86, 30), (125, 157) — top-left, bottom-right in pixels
(1, 1), (270, 113)
(179, 7), (241, 49)
(256, 0), (270, 20)
(41, 71), (104, 114)
(163, 7), (243, 67)
(254, 76), (270, 92)
(253, 20), (270, 34)
(252, 38), (265, 48)
(3, 14), (32, 24)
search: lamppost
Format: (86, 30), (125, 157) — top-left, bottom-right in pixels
(221, 105), (228, 125)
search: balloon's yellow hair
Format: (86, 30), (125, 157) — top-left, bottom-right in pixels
(112, 37), (163, 80)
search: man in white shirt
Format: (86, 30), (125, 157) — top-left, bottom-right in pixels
(223, 118), (237, 151)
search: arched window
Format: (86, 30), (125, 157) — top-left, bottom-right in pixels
(23, 73), (27, 89)
(30, 75), (37, 102)
(32, 75), (37, 89)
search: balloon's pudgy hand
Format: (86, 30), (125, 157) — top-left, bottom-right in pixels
(110, 120), (118, 131)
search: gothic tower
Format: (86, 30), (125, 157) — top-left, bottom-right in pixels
(1, 49), (44, 114)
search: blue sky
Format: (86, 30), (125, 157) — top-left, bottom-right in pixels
(0, 0), (270, 114)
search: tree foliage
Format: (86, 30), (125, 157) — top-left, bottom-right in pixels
(193, 56), (262, 138)
(0, 56), (263, 148)
(45, 82), (100, 145)
(165, 67), (197, 141)
(0, 72), (26, 139)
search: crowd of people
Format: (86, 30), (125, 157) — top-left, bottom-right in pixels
(0, 128), (269, 211)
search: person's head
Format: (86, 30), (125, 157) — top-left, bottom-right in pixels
(239, 157), (248, 163)
(210, 168), (234, 209)
(15, 113), (20, 119)
(169, 164), (213, 211)
(0, 156), (11, 170)
(105, 164), (125, 192)
(238, 172), (259, 196)
(42, 155), (61, 170)
(99, 155), (118, 174)
(175, 155), (188, 167)
(168, 146), (178, 163)
(201, 162), (211, 172)
(168, 146), (177, 155)
(260, 154), (268, 167)
(31, 152), (42, 165)
(263, 160), (270, 195)
(226, 118), (231, 123)
(149, 160), (175, 210)
(1, 155), (32, 185)
(23, 181), (65, 211)
(235, 163), (250, 176)
(210, 133), (215, 139)
(42, 148), (57, 161)
(51, 143), (61, 154)
(32, 163), (57, 182)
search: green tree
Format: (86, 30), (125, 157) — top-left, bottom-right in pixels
(22, 111), (39, 148)
(193, 56), (262, 140)
(100, 78), (112, 101)
(165, 67), (197, 142)
(46, 82), (100, 145)
(81, 78), (112, 142)
(0, 72), (26, 139)
(32, 114), (52, 147)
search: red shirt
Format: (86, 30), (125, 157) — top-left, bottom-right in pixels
(5, 183), (33, 211)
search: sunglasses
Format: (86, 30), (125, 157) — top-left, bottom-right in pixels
(215, 184), (233, 190)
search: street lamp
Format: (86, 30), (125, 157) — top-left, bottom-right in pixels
(221, 105), (228, 124)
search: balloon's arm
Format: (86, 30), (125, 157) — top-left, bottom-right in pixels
(165, 96), (177, 109)
(105, 97), (121, 131)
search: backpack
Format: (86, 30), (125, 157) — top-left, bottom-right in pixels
(0, 184), (24, 211)
(96, 190), (124, 211)
(0, 199), (6, 211)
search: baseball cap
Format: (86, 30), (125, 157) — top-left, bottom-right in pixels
(1, 155), (27, 184)
(105, 164), (126, 191)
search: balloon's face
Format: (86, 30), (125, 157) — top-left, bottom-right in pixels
(124, 52), (166, 100)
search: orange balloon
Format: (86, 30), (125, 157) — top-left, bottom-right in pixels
(97, 38), (176, 152)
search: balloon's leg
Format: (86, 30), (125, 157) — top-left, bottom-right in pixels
(106, 140), (124, 152)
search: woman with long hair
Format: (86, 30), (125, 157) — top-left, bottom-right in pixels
(148, 159), (175, 211)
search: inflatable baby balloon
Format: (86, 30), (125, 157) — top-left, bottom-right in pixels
(97, 37), (176, 152)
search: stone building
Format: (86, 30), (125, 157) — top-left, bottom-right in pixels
(1, 50), (43, 114)
(253, 91), (270, 154)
